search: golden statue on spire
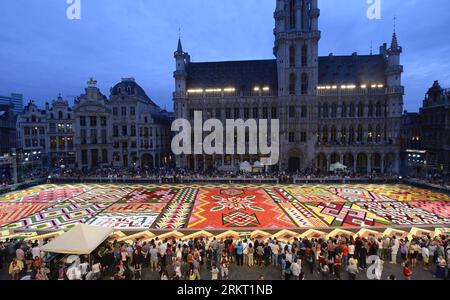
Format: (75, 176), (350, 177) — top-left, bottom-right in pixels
(87, 77), (98, 87)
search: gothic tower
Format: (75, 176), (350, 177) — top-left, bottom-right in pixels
(273, 0), (320, 171)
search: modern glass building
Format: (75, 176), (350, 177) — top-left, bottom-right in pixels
(0, 93), (23, 115)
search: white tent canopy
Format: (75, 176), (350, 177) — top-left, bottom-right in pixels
(40, 224), (113, 255)
(330, 162), (348, 172)
(253, 161), (263, 168)
(240, 161), (252, 172)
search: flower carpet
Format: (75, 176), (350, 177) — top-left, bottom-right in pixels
(0, 184), (448, 231)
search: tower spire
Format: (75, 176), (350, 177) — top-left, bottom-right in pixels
(177, 27), (183, 53)
(390, 16), (399, 50)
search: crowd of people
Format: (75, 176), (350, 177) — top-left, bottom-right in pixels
(1, 233), (449, 281)
(1, 164), (449, 189)
(48, 166), (408, 184)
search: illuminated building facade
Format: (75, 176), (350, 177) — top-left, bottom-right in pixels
(173, 0), (404, 173)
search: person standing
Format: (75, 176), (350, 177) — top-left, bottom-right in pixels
(391, 236), (399, 264)
(264, 243), (272, 266)
(347, 261), (358, 280)
(149, 245), (158, 271)
(421, 243), (430, 270)
(374, 257), (384, 280)
(8, 258), (24, 280)
(235, 242), (244, 266)
(435, 256), (446, 280)
(270, 241), (279, 267)
(403, 263), (413, 280)
(284, 260), (292, 281)
(305, 247), (314, 274)
(211, 264), (219, 280)
(192, 258), (201, 280)
(334, 254), (342, 280)
(247, 244), (254, 267)
(221, 257), (229, 280)
(290, 259), (301, 280)
(340, 242), (349, 270)
(320, 262), (330, 280)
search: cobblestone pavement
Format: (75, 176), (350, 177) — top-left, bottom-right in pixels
(139, 261), (442, 281)
(0, 260), (445, 281)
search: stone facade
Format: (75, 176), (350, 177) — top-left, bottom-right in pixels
(17, 101), (50, 169)
(173, 0), (403, 173)
(17, 96), (74, 169)
(73, 78), (172, 170)
(17, 78), (173, 171)
(419, 81), (450, 173)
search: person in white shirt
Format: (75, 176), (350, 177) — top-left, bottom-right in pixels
(66, 265), (82, 280)
(242, 241), (248, 265)
(211, 265), (219, 280)
(374, 258), (384, 280)
(391, 236), (399, 264)
(31, 245), (41, 260)
(285, 250), (293, 263)
(91, 262), (102, 280)
(290, 259), (301, 280)
(348, 243), (355, 257)
(421, 245), (430, 269)
(270, 243), (279, 266)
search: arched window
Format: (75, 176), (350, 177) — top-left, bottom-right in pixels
(341, 126), (347, 143)
(301, 45), (307, 67)
(323, 103), (329, 118)
(349, 126), (355, 143)
(376, 125), (382, 143)
(289, 46), (296, 67)
(376, 102), (382, 117)
(358, 102), (364, 117)
(368, 125), (373, 142)
(289, 0), (296, 29)
(58, 111), (63, 119)
(322, 126), (329, 143)
(289, 73), (296, 95)
(301, 73), (308, 94)
(331, 103), (337, 118)
(331, 126), (337, 142)
(368, 102), (374, 117)
(341, 102), (347, 118)
(349, 103), (355, 117)
(357, 125), (364, 142)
